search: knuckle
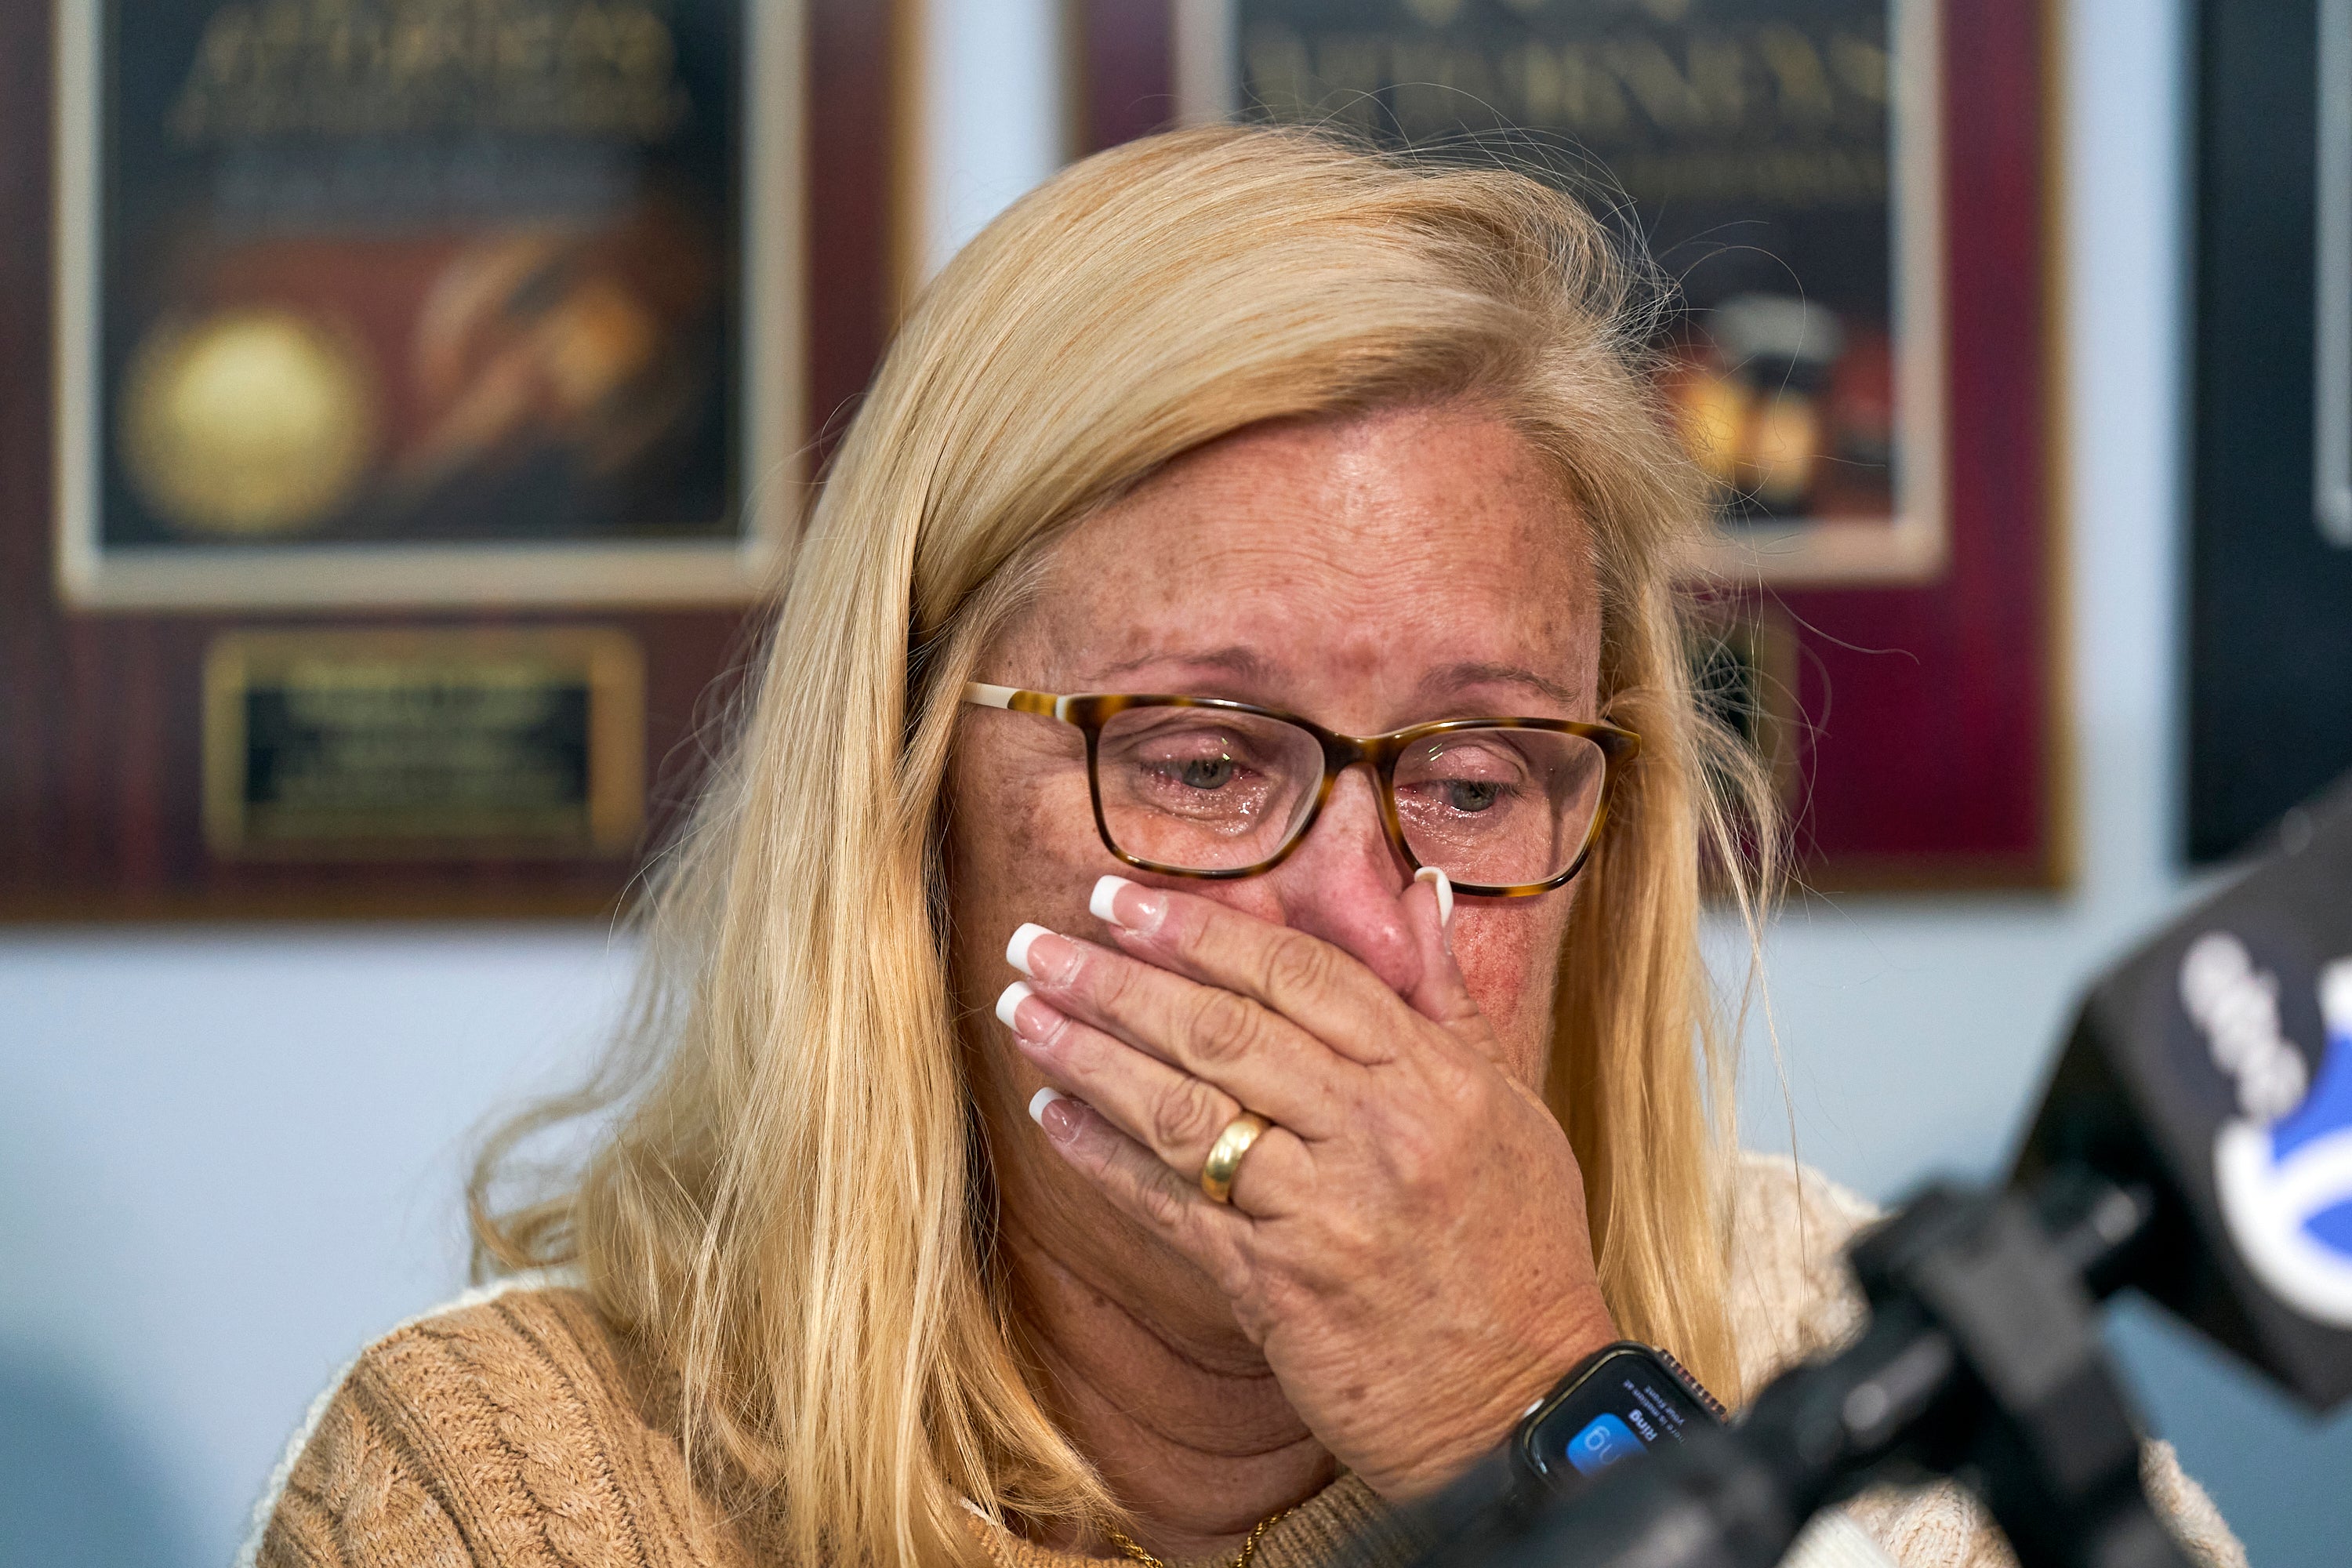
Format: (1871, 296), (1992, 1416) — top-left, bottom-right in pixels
(1187, 988), (1265, 1067)
(1150, 1080), (1228, 1155)
(1261, 931), (1335, 1000)
(1134, 1170), (1191, 1233)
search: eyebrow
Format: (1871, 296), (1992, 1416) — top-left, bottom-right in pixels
(1087, 649), (1579, 710)
(1419, 660), (1583, 709)
(1091, 645), (1275, 687)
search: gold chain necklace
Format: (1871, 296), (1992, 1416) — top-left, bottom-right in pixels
(1105, 1508), (1292, 1568)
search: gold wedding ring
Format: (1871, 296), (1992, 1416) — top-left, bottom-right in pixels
(1199, 1111), (1272, 1205)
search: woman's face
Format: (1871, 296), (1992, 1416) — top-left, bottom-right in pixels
(946, 402), (1602, 1330)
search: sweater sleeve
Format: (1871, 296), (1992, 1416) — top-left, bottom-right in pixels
(249, 1286), (736, 1568)
(256, 1364), (473, 1568)
(1728, 1153), (2249, 1568)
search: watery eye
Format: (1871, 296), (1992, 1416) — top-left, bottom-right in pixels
(1177, 756), (1236, 789)
(1443, 779), (1501, 812)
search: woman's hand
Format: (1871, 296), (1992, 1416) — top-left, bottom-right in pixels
(994, 873), (1617, 1501)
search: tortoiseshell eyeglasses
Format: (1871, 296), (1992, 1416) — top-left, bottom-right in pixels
(960, 684), (1639, 897)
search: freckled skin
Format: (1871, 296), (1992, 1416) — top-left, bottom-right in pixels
(943, 405), (1609, 1554)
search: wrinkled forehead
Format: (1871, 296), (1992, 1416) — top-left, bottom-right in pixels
(1004, 406), (1602, 720)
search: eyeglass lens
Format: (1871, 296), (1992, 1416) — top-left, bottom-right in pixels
(1091, 708), (1607, 886)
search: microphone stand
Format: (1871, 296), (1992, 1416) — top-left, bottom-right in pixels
(1406, 1167), (2194, 1568)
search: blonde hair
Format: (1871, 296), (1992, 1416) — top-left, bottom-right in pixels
(474, 124), (1775, 1568)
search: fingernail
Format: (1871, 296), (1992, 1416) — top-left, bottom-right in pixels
(996, 980), (1064, 1043)
(1028, 1086), (1083, 1143)
(1415, 866), (1454, 928)
(1091, 873), (1165, 934)
(1007, 924), (1080, 985)
(1006, 922), (1052, 977)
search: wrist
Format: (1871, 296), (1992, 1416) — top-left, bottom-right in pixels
(1374, 1308), (1618, 1501)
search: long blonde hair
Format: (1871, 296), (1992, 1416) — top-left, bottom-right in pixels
(474, 124), (1774, 1568)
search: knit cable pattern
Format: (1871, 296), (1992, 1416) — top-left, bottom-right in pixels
(248, 1158), (2249, 1568)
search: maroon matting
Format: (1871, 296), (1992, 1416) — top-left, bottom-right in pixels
(0, 1), (904, 920)
(1069, 0), (2063, 891)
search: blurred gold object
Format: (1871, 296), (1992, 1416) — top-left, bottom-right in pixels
(1746, 391), (1823, 508)
(121, 307), (378, 537)
(1672, 365), (1749, 485)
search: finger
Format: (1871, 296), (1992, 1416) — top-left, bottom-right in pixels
(1000, 978), (1274, 1171)
(1005, 924), (1348, 1133)
(1025, 1088), (1265, 1261)
(1403, 869), (1483, 1029)
(1087, 877), (1423, 1065)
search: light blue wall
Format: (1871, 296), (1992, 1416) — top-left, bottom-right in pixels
(4, 1), (2346, 1563)
(0, 930), (637, 1565)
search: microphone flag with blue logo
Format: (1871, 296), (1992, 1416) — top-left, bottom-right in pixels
(2017, 774), (2352, 1410)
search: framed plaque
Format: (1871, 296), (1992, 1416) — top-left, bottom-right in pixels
(54, 0), (798, 608)
(1069, 0), (2064, 889)
(2, 0), (908, 918)
(2186, 0), (2352, 862)
(201, 629), (647, 860)
(1179, 0), (1945, 588)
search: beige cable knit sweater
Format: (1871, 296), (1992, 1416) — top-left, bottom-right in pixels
(247, 1154), (2245, 1568)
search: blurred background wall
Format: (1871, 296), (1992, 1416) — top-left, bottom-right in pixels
(5, 0), (2350, 1563)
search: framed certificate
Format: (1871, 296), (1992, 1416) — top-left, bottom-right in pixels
(2, 0), (909, 918)
(1068, 0), (2065, 890)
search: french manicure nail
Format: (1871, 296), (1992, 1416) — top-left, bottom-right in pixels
(996, 979), (1065, 1044)
(1090, 873), (1165, 934)
(996, 980), (1036, 1031)
(1415, 866), (1454, 928)
(1006, 922), (1052, 977)
(1028, 1086), (1085, 1143)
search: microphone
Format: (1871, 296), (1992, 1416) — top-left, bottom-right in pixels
(2013, 771), (2352, 1405)
(1394, 775), (2352, 1568)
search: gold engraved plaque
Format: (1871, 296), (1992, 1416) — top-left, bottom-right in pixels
(203, 629), (645, 859)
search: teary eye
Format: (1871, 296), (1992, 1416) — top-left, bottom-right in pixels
(1179, 757), (1236, 789)
(1444, 779), (1501, 812)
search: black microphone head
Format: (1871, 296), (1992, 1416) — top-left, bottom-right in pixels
(2013, 774), (2352, 1410)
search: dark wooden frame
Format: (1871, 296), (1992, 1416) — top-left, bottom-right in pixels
(0, 0), (908, 920)
(1066, 0), (2067, 891)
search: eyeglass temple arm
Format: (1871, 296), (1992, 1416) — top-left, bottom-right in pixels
(961, 682), (1062, 717)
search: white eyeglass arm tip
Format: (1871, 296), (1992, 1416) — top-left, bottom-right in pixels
(963, 682), (1022, 709)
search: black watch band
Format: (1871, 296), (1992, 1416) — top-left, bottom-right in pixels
(1414, 1341), (1728, 1539)
(1508, 1340), (1726, 1496)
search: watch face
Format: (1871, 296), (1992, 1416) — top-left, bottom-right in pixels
(1560, 1410), (1647, 1475)
(1523, 1345), (1721, 1487)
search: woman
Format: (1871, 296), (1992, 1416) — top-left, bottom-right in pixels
(248, 127), (2241, 1568)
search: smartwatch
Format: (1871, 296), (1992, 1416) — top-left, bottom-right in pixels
(1510, 1341), (1727, 1495)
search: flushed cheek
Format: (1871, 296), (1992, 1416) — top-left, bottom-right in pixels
(1451, 911), (1561, 1085)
